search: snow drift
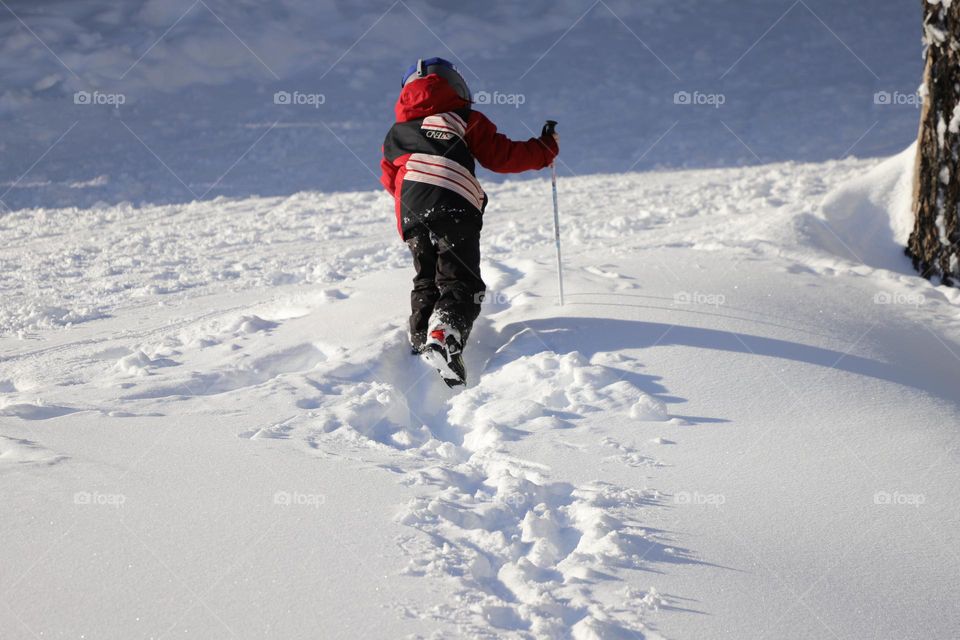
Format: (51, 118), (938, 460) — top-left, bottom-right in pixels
(804, 143), (917, 272)
(2, 150), (959, 639)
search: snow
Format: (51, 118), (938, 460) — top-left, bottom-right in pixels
(3, 145), (960, 638)
(3, 1), (960, 638)
(0, 434), (67, 466)
(0, 0), (921, 210)
(810, 143), (916, 271)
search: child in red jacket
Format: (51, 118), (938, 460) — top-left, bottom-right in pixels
(381, 57), (558, 386)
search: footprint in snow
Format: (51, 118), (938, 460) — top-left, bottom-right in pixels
(601, 437), (664, 468)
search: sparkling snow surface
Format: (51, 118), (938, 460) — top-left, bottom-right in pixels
(1, 1), (957, 639)
(3, 146), (960, 638)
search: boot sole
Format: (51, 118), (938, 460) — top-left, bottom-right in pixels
(421, 344), (466, 387)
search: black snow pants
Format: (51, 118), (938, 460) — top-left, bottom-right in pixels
(405, 218), (485, 343)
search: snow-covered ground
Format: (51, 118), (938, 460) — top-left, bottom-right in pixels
(3, 1), (958, 638)
(3, 144), (960, 638)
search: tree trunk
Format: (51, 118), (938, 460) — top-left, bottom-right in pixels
(907, 0), (960, 286)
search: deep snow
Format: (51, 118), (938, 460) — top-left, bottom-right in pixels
(3, 1), (959, 638)
(2, 146), (960, 638)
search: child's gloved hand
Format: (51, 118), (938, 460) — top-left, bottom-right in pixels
(541, 122), (559, 144)
(541, 121), (559, 154)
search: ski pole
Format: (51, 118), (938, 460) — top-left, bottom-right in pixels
(544, 120), (564, 306)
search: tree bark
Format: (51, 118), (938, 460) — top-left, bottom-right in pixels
(907, 0), (960, 286)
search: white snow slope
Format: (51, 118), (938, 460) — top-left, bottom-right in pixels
(0, 0), (921, 210)
(2, 145), (960, 639)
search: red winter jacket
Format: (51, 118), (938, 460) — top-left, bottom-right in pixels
(381, 75), (558, 238)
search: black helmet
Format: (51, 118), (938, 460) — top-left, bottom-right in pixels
(402, 57), (471, 102)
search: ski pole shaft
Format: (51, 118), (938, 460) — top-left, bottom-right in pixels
(544, 120), (564, 306)
(551, 163), (564, 306)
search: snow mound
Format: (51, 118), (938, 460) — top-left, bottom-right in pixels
(0, 401), (79, 420)
(224, 314), (280, 335)
(115, 350), (179, 376)
(801, 144), (916, 272)
(0, 436), (67, 467)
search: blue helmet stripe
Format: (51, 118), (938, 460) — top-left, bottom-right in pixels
(401, 57), (458, 87)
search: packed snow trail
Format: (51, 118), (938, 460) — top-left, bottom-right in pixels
(2, 153), (960, 638)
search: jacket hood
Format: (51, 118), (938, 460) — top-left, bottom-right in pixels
(394, 74), (470, 122)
